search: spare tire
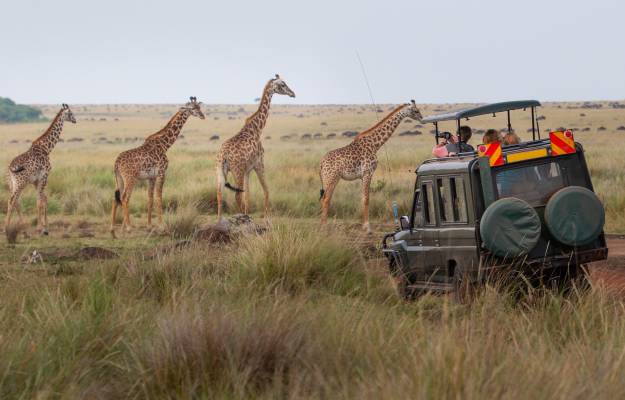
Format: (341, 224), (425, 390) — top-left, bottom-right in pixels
(480, 198), (541, 258)
(544, 186), (604, 246)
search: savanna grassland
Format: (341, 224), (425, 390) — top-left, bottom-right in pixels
(1, 101), (625, 398)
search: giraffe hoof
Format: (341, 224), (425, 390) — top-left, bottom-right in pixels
(41, 229), (49, 236)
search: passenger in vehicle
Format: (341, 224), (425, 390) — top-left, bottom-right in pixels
(482, 129), (502, 144)
(431, 126), (475, 158)
(503, 131), (521, 146)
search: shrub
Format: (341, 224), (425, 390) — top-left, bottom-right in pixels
(0, 97), (45, 123)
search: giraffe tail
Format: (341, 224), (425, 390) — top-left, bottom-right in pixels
(220, 158), (244, 192)
(320, 188), (325, 201)
(113, 167), (123, 205)
(225, 182), (244, 193)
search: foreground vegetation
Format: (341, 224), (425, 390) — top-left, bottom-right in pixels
(1, 223), (624, 398)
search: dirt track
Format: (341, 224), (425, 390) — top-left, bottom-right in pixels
(590, 236), (625, 293)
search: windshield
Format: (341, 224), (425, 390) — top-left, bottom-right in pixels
(495, 162), (565, 206)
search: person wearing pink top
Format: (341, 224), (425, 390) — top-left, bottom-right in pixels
(432, 126), (474, 157)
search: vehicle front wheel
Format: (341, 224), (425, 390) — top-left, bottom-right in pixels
(453, 269), (479, 304)
(395, 272), (422, 301)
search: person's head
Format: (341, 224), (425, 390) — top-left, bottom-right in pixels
(503, 131), (521, 145)
(459, 125), (472, 142)
(483, 129), (502, 144)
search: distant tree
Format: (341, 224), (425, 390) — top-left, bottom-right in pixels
(0, 97), (45, 123)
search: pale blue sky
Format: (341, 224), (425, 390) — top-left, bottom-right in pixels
(1, 0), (622, 104)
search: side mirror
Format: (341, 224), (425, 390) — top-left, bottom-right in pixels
(399, 216), (410, 230)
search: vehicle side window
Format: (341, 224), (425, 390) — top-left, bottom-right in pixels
(438, 176), (468, 224)
(421, 182), (436, 226)
(412, 188), (422, 227)
(437, 178), (453, 223)
(450, 176), (468, 223)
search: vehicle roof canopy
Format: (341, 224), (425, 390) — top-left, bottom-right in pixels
(421, 100), (541, 124)
(417, 156), (476, 175)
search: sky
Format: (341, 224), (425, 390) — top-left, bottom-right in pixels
(1, 0), (623, 104)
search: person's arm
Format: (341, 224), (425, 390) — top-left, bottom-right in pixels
(432, 143), (449, 158)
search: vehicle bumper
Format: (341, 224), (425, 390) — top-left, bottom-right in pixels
(480, 247), (609, 272)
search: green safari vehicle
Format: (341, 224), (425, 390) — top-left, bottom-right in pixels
(382, 100), (608, 299)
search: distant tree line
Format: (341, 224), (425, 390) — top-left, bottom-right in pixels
(0, 97), (45, 123)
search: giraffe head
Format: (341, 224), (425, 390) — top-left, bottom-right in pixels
(183, 96), (205, 119)
(269, 74), (296, 98)
(61, 103), (76, 124)
(404, 100), (423, 122)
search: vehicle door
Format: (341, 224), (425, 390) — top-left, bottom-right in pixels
(409, 178), (442, 283)
(436, 175), (478, 281)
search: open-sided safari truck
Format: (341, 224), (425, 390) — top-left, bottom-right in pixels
(382, 100), (608, 299)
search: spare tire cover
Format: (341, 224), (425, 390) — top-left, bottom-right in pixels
(544, 186), (604, 246)
(480, 198), (541, 258)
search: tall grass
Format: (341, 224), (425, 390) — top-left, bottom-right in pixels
(0, 224), (625, 398)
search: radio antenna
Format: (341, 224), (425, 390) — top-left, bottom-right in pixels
(355, 50), (394, 197)
(356, 50), (381, 121)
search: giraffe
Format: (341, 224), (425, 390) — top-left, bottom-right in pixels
(319, 101), (423, 232)
(5, 104), (76, 235)
(215, 74), (295, 221)
(110, 97), (204, 237)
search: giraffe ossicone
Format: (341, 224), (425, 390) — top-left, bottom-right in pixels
(215, 75), (296, 221)
(319, 101), (423, 233)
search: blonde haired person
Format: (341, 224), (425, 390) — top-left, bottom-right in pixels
(503, 131), (521, 146)
(482, 129), (502, 144)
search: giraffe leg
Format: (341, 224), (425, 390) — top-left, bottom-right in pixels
(121, 178), (137, 232)
(110, 171), (125, 238)
(5, 183), (26, 229)
(36, 177), (49, 235)
(14, 201), (23, 225)
(233, 173), (245, 213)
(243, 172), (250, 215)
(155, 174), (166, 225)
(320, 175), (340, 225)
(216, 166), (225, 222)
(361, 173), (373, 234)
(146, 178), (155, 226)
(254, 164), (270, 218)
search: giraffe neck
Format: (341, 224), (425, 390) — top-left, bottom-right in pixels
(32, 110), (65, 154)
(243, 83), (273, 139)
(147, 109), (191, 152)
(357, 105), (409, 151)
